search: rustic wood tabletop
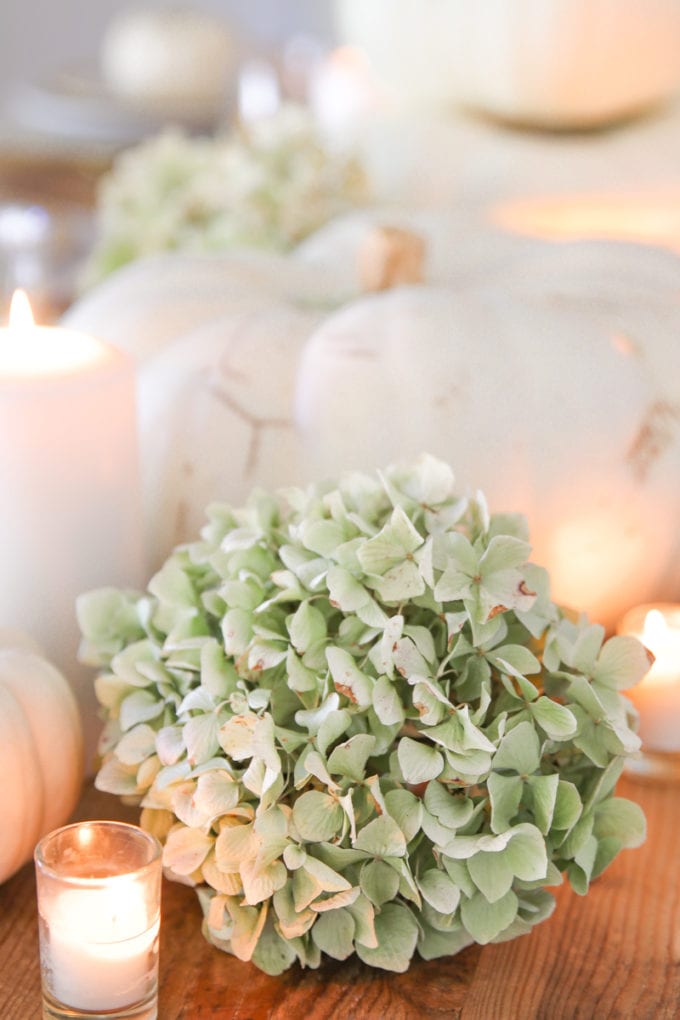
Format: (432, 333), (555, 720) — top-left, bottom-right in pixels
(1, 773), (678, 1020)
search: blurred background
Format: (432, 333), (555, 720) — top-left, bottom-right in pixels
(3, 0), (680, 324)
(0, 1), (334, 99)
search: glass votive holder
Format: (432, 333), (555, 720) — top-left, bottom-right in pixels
(618, 603), (680, 780)
(34, 821), (162, 1020)
(0, 202), (94, 324)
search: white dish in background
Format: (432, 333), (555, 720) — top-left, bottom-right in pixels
(5, 66), (233, 147)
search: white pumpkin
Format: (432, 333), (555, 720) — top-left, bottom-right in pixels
(335, 0), (680, 128)
(63, 215), (680, 628)
(0, 636), (84, 883)
(295, 240), (680, 629)
(137, 298), (328, 567)
(62, 248), (359, 365)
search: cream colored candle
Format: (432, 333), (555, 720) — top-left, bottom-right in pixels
(618, 604), (680, 753)
(35, 821), (161, 1017)
(46, 882), (159, 1011)
(0, 291), (143, 762)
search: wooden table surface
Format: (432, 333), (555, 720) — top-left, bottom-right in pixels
(1, 774), (678, 1020)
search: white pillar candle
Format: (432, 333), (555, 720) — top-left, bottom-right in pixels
(618, 604), (680, 752)
(45, 882), (159, 1012)
(0, 291), (143, 762)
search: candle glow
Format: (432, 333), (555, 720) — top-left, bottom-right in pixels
(2, 289), (109, 376)
(618, 603), (680, 754)
(492, 190), (680, 252)
(35, 821), (161, 1017)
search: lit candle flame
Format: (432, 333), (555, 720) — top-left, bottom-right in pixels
(9, 289), (35, 329)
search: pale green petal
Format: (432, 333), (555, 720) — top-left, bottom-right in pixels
(311, 908), (356, 960)
(326, 646), (374, 707)
(529, 698), (578, 741)
(594, 636), (654, 690)
(461, 889), (518, 944)
(384, 789), (423, 843)
(593, 797), (646, 849)
(355, 903), (419, 972)
(468, 851), (515, 903)
(397, 737), (444, 784)
(418, 869), (461, 914)
(327, 733), (376, 782)
(493, 721), (540, 775)
(292, 791), (344, 842)
(372, 675), (406, 726)
(354, 815), (407, 858)
(360, 859), (400, 906)
(487, 772), (523, 834)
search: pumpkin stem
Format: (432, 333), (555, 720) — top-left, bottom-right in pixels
(359, 226), (426, 293)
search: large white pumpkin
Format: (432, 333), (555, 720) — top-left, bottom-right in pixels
(63, 216), (680, 628)
(295, 240), (680, 628)
(0, 635), (84, 882)
(335, 0), (680, 128)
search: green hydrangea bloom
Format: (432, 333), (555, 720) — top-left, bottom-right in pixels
(78, 455), (648, 975)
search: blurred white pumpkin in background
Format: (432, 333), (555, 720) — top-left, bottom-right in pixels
(101, 6), (235, 125)
(335, 0), (680, 129)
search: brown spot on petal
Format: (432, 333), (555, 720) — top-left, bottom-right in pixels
(368, 794), (384, 816)
(518, 581), (537, 598)
(487, 605), (509, 620)
(334, 682), (357, 703)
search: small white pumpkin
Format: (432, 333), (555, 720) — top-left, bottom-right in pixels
(335, 0), (680, 129)
(62, 248), (358, 365)
(0, 635), (84, 883)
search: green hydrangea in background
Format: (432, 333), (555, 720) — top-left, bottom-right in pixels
(78, 455), (648, 975)
(82, 104), (367, 288)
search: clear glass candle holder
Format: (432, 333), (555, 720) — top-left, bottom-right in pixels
(34, 821), (162, 1020)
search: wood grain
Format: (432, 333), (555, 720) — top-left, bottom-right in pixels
(1, 776), (678, 1020)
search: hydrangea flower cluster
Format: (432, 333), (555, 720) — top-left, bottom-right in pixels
(78, 456), (647, 975)
(83, 105), (367, 286)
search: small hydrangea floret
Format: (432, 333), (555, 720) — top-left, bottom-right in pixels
(78, 455), (648, 975)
